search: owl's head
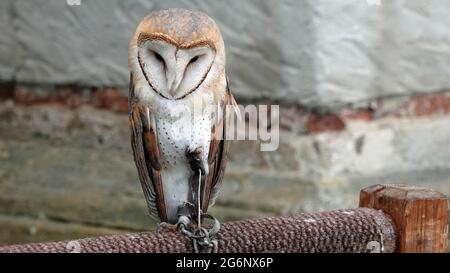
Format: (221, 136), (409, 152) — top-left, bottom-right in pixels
(129, 9), (225, 101)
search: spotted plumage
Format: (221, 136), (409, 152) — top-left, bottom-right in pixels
(128, 9), (237, 224)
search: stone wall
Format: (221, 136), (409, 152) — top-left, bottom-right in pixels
(0, 0), (449, 248)
(1, 86), (449, 246)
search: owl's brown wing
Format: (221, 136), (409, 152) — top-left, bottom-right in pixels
(129, 74), (168, 222)
(202, 79), (238, 212)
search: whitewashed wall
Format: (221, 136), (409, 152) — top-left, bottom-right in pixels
(1, 0), (450, 105)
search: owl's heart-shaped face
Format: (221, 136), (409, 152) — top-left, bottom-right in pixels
(138, 38), (216, 100)
(129, 9), (226, 103)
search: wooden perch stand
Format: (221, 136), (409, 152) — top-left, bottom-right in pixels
(360, 184), (448, 253)
(0, 184), (448, 253)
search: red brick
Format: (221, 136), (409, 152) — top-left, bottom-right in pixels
(93, 88), (128, 113)
(14, 86), (85, 107)
(340, 108), (373, 121)
(413, 94), (450, 116)
(13, 86), (129, 113)
(307, 113), (345, 134)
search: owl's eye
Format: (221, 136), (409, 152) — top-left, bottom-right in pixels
(189, 56), (199, 64)
(154, 52), (164, 63)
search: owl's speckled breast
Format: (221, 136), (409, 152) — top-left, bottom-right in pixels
(155, 100), (213, 222)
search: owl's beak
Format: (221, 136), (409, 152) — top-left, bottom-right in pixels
(168, 81), (180, 98)
(167, 71), (178, 97)
(168, 69), (183, 98)
(169, 86), (177, 97)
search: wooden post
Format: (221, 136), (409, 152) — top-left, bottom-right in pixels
(360, 184), (449, 253)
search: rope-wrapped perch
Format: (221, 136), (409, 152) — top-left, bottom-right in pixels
(0, 208), (396, 253)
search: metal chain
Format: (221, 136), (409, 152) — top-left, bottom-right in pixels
(168, 169), (221, 253)
(176, 213), (220, 253)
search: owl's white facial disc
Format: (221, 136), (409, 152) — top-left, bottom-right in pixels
(138, 39), (216, 100)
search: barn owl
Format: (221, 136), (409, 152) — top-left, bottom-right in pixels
(128, 8), (237, 242)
